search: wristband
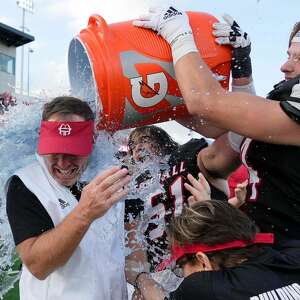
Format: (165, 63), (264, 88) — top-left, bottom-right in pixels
(134, 271), (149, 290)
(171, 33), (198, 64)
(232, 81), (256, 95)
(231, 44), (252, 78)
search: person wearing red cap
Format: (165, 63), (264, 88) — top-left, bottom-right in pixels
(131, 200), (300, 300)
(6, 96), (131, 300)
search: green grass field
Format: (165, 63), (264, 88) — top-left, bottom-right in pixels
(1, 257), (20, 300)
(3, 282), (19, 300)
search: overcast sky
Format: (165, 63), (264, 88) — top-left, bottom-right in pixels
(1, 0), (300, 142)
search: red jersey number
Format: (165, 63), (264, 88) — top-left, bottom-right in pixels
(148, 176), (185, 240)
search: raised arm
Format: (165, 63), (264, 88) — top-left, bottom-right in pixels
(176, 115), (227, 138)
(174, 53), (300, 144)
(16, 167), (130, 280)
(134, 6), (300, 146)
(176, 14), (255, 139)
(197, 133), (241, 180)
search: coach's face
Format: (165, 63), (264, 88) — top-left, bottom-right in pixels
(43, 113), (90, 187)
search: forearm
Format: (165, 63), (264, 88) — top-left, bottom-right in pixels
(175, 53), (300, 145)
(175, 53), (225, 117)
(137, 273), (167, 300)
(125, 220), (150, 285)
(133, 6), (300, 145)
(232, 78), (256, 95)
(197, 134), (241, 180)
(202, 154), (240, 179)
(232, 76), (253, 87)
(18, 206), (90, 279)
(17, 166), (130, 280)
(176, 116), (227, 138)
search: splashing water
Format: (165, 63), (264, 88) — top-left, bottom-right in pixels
(0, 100), (44, 297)
(0, 100), (180, 297)
(0, 99), (130, 297)
(124, 154), (183, 293)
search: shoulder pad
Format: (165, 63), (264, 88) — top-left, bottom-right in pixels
(267, 75), (300, 100)
(280, 83), (300, 124)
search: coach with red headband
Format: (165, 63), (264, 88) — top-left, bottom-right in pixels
(6, 96), (130, 300)
(131, 201), (300, 300)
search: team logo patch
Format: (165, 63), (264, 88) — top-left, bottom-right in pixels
(163, 6), (182, 20)
(58, 123), (72, 136)
(58, 198), (70, 209)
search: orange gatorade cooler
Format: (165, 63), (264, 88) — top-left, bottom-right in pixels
(68, 12), (231, 131)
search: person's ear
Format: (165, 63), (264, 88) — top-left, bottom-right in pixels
(195, 252), (213, 271)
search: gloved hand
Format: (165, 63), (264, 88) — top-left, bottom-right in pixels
(133, 6), (198, 64)
(213, 14), (252, 78)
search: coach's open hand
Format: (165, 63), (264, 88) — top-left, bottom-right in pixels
(78, 166), (130, 223)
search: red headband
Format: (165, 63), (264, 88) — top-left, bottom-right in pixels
(156, 233), (274, 272)
(38, 120), (94, 156)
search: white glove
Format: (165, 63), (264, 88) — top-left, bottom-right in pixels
(133, 6), (198, 64)
(213, 14), (250, 48)
(213, 14), (252, 79)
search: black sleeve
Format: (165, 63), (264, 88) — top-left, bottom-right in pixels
(6, 175), (54, 245)
(178, 138), (208, 168)
(280, 97), (300, 124)
(169, 272), (214, 300)
(169, 138), (207, 179)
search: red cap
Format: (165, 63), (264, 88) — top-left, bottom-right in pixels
(156, 233), (274, 272)
(38, 120), (94, 156)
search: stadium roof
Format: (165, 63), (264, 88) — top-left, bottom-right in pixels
(0, 22), (34, 47)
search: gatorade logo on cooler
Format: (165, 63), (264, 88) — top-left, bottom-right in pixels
(130, 72), (168, 108)
(120, 51), (184, 126)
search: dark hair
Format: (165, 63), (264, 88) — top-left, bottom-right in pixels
(171, 200), (262, 269)
(289, 21), (300, 46)
(42, 96), (94, 121)
(128, 125), (179, 156)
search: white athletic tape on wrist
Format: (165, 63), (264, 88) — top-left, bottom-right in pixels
(232, 81), (256, 95)
(171, 33), (198, 64)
